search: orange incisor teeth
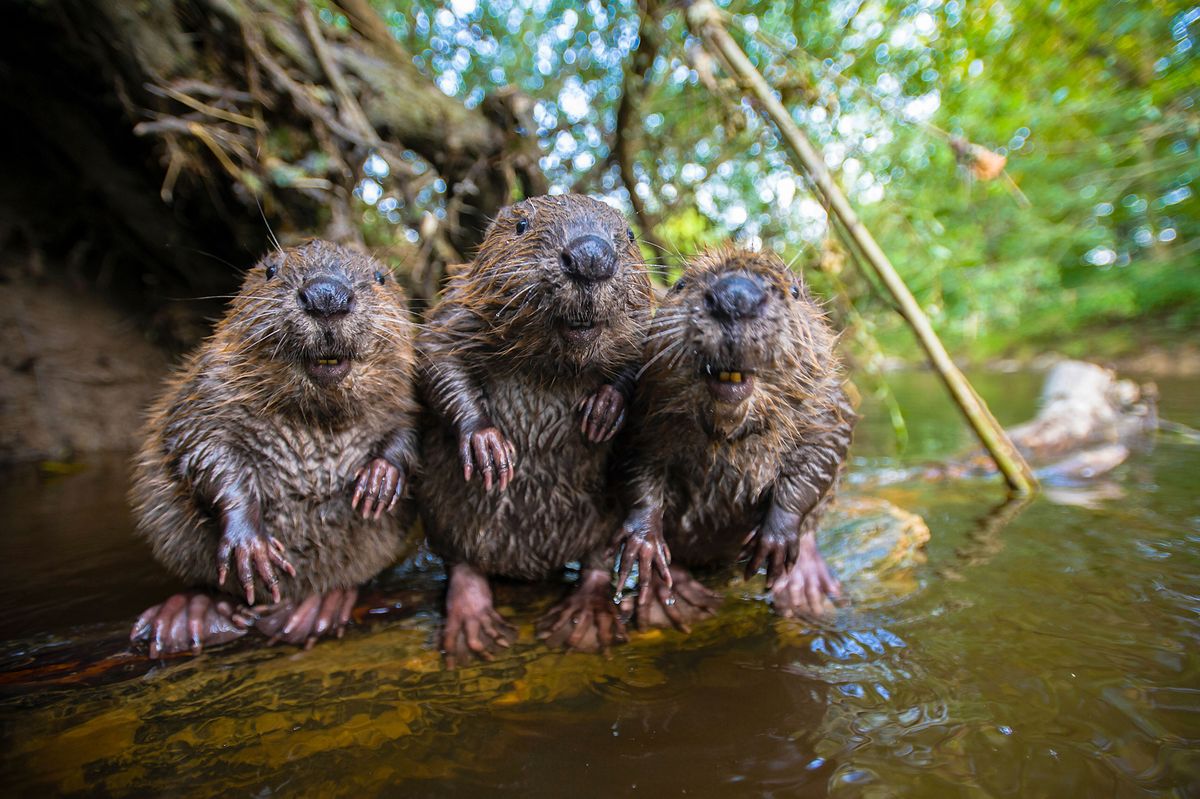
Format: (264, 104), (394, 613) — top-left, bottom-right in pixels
(730, 372), (742, 383)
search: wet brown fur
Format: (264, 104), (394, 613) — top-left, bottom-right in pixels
(131, 241), (419, 599)
(418, 194), (652, 578)
(628, 246), (855, 565)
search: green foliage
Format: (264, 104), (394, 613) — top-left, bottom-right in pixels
(361, 0), (1198, 358)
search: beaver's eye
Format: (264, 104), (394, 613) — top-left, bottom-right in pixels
(374, 270), (386, 286)
(790, 283), (801, 299)
(515, 218), (529, 235)
(672, 277), (686, 292)
(627, 228), (636, 243)
(265, 264), (278, 280)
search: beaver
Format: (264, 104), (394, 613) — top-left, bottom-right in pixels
(613, 246), (855, 626)
(129, 240), (419, 656)
(417, 193), (652, 665)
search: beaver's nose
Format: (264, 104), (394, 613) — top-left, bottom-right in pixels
(561, 235), (617, 284)
(298, 276), (355, 320)
(705, 275), (766, 322)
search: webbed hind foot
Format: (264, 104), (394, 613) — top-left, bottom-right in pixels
(538, 569), (627, 654)
(770, 532), (841, 618)
(253, 587), (359, 649)
(131, 592), (252, 658)
(442, 563), (515, 668)
(633, 564), (722, 633)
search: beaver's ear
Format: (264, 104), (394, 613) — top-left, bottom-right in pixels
(492, 203), (517, 226)
(484, 204), (518, 238)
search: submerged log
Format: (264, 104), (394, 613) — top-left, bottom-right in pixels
(0, 496), (927, 793)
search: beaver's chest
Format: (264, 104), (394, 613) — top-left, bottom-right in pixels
(426, 370), (620, 577)
(246, 420), (378, 513)
(663, 439), (780, 564)
(486, 372), (600, 460)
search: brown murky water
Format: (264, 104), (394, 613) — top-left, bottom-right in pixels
(1, 371), (1197, 796)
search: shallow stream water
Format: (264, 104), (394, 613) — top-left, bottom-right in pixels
(1, 370), (1197, 797)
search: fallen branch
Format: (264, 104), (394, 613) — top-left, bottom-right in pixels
(145, 83), (263, 130)
(241, 23), (377, 154)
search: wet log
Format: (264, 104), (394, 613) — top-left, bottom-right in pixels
(0, 496), (928, 794)
(1007, 361), (1157, 464)
(918, 360), (1158, 484)
(0, 497), (929, 691)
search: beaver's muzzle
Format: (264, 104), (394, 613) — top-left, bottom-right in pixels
(298, 276), (355, 321)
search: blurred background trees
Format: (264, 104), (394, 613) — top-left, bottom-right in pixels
(3, 0), (1197, 359)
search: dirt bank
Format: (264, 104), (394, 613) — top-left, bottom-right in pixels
(0, 270), (168, 464)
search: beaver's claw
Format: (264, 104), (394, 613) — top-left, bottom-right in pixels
(741, 518), (802, 590)
(631, 564), (722, 633)
(217, 529), (296, 605)
(352, 458), (404, 519)
(577, 384), (627, 443)
(459, 425), (516, 491)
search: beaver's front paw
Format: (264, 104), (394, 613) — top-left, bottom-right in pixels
(459, 424), (516, 491)
(741, 519), (800, 590)
(352, 458), (404, 519)
(217, 527), (296, 605)
(577, 384), (627, 443)
(610, 505), (671, 599)
(131, 592), (252, 658)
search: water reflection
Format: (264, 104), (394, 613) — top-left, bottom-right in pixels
(938, 493), (1032, 579)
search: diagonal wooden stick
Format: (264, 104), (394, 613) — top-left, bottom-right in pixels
(687, 0), (1036, 495)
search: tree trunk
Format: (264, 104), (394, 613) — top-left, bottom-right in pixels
(0, 0), (545, 346)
